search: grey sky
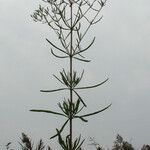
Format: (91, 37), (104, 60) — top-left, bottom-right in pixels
(0, 0), (150, 149)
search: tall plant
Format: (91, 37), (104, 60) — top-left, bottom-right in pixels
(30, 0), (111, 149)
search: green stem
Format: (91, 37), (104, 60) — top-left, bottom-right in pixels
(69, 2), (73, 150)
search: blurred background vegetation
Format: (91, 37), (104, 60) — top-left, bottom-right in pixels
(4, 133), (150, 150)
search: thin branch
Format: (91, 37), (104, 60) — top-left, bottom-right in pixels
(92, 15), (103, 25)
(74, 0), (106, 53)
(73, 37), (96, 56)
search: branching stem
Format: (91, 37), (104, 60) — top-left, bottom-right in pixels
(31, 0), (111, 149)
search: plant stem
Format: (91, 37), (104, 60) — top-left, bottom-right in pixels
(69, 2), (73, 150)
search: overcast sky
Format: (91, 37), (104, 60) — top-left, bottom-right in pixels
(0, 0), (150, 149)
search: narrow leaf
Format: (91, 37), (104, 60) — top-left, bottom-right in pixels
(50, 119), (69, 139)
(40, 88), (68, 92)
(79, 103), (112, 118)
(30, 109), (66, 117)
(74, 57), (91, 62)
(73, 90), (87, 107)
(46, 38), (68, 55)
(53, 74), (64, 85)
(51, 49), (68, 59)
(74, 116), (88, 122)
(75, 78), (109, 90)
